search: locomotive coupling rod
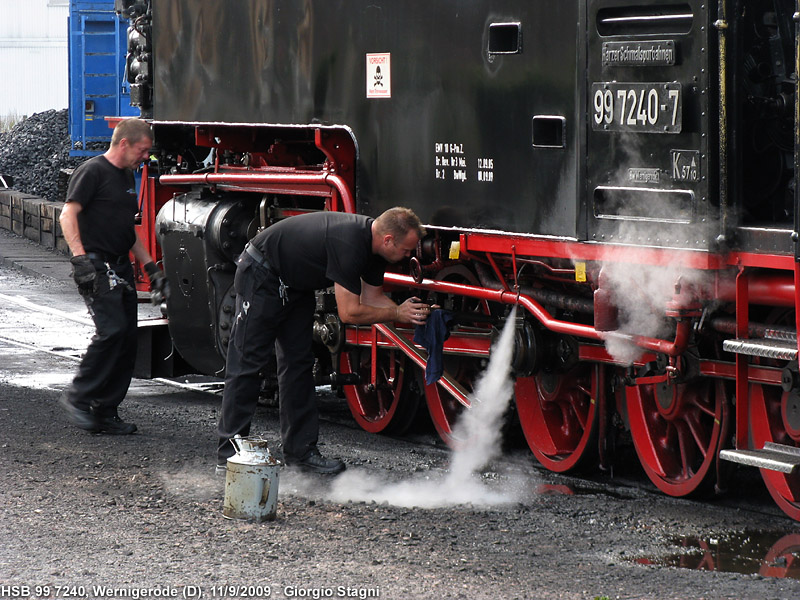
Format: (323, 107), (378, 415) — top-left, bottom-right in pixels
(158, 172), (356, 214)
(383, 273), (691, 358)
(374, 322), (471, 408)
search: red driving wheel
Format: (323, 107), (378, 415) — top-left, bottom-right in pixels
(749, 382), (800, 520)
(626, 376), (727, 497)
(341, 348), (420, 435)
(515, 364), (599, 472)
(745, 309), (800, 521)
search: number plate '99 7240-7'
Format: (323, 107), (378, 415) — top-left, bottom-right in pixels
(591, 82), (682, 133)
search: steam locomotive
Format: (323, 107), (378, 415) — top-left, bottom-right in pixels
(115, 0), (800, 520)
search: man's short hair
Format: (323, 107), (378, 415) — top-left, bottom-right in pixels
(110, 118), (153, 147)
(374, 207), (426, 240)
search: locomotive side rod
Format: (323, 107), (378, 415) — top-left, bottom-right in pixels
(372, 323), (472, 408)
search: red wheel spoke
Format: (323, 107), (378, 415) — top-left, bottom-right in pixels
(675, 422), (692, 480)
(695, 397), (716, 418)
(684, 411), (710, 461)
(564, 391), (590, 431)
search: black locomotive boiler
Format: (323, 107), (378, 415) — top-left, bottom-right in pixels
(117, 0), (800, 520)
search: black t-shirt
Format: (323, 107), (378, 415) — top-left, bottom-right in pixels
(253, 212), (387, 294)
(66, 155), (138, 256)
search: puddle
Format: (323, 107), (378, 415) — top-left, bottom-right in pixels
(636, 531), (800, 579)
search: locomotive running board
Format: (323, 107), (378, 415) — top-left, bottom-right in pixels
(722, 338), (798, 361)
(720, 442), (800, 474)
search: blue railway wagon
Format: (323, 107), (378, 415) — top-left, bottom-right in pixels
(68, 0), (137, 156)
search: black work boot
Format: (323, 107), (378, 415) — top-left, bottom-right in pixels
(95, 412), (138, 435)
(285, 448), (346, 475)
(58, 394), (98, 432)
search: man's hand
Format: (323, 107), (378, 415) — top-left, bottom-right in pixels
(144, 261), (170, 305)
(69, 255), (96, 296)
(396, 297), (438, 325)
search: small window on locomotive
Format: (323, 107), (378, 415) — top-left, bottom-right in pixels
(532, 116), (566, 149)
(488, 23), (522, 55)
(596, 4), (693, 36)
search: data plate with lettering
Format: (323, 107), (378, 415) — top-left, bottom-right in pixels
(591, 82), (682, 133)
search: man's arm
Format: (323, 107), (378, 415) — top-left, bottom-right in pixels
(131, 236), (155, 265)
(59, 201), (85, 256)
(131, 235), (170, 304)
(334, 281), (431, 325)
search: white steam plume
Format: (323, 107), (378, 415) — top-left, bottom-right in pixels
(600, 223), (710, 364)
(285, 307), (533, 508)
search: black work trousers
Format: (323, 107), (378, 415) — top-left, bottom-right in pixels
(66, 260), (138, 417)
(217, 252), (318, 464)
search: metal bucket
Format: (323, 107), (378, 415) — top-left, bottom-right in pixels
(222, 435), (280, 522)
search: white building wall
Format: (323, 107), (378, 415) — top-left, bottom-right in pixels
(0, 0), (69, 119)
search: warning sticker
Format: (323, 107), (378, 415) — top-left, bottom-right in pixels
(366, 53), (391, 99)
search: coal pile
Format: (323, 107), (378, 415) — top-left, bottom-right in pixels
(0, 109), (94, 203)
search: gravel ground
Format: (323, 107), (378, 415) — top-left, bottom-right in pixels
(1, 263), (800, 600)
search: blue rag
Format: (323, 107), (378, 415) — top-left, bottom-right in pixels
(413, 309), (455, 385)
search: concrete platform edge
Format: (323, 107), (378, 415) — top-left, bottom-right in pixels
(0, 190), (73, 285)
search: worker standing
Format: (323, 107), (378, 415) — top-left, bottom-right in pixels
(58, 118), (169, 434)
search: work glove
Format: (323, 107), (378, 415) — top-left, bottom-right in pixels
(70, 254), (96, 296)
(144, 261), (171, 305)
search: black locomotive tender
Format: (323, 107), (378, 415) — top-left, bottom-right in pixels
(116, 0), (800, 520)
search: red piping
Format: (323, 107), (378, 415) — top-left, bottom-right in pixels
(158, 172), (356, 214)
(384, 272), (691, 357)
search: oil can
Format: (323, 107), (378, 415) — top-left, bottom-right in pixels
(222, 435), (280, 522)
